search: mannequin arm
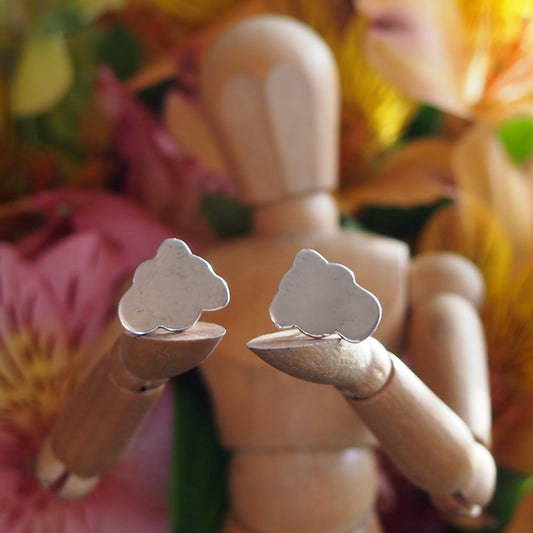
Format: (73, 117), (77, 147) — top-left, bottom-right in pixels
(247, 328), (496, 517)
(406, 251), (494, 515)
(407, 252), (491, 445)
(37, 323), (225, 499)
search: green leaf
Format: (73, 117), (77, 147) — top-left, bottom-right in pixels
(402, 105), (442, 140)
(202, 194), (251, 238)
(340, 213), (365, 231)
(97, 25), (141, 80)
(497, 116), (533, 164)
(170, 370), (229, 533)
(40, 4), (87, 37)
(356, 198), (450, 244)
(73, 0), (126, 20)
(451, 467), (533, 533)
(487, 468), (533, 530)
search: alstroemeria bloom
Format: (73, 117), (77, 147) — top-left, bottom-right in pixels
(359, 0), (533, 123)
(451, 125), (533, 262)
(96, 67), (234, 241)
(340, 123), (533, 264)
(0, 188), (175, 262)
(0, 190), (175, 532)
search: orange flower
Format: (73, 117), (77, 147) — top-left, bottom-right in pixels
(340, 124), (533, 264)
(359, 0), (533, 123)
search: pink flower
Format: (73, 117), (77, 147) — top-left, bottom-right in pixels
(96, 67), (234, 241)
(1, 188), (173, 258)
(0, 190), (174, 532)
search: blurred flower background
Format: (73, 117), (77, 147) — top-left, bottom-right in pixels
(2, 0), (533, 532)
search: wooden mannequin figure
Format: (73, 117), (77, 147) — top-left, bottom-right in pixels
(200, 15), (495, 533)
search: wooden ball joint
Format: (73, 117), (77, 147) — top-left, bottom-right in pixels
(199, 14), (495, 533)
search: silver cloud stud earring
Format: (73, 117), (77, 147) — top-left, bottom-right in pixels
(269, 248), (381, 343)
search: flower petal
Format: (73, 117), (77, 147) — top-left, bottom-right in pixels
(0, 416), (168, 533)
(417, 194), (513, 293)
(48, 191), (173, 264)
(0, 189), (174, 378)
(163, 90), (228, 175)
(452, 124), (533, 262)
(0, 189), (173, 263)
(0, 245), (71, 436)
(359, 0), (471, 117)
(36, 232), (126, 352)
(483, 52), (533, 121)
(96, 67), (233, 239)
(338, 138), (455, 211)
(87, 388), (173, 533)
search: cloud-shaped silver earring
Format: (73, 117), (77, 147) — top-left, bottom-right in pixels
(269, 249), (381, 342)
(118, 238), (230, 335)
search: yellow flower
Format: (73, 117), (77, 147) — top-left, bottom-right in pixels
(417, 195), (514, 295)
(483, 265), (533, 475)
(336, 137), (456, 212)
(266, 0), (416, 182)
(451, 124), (533, 263)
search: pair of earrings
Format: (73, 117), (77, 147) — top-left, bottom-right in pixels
(119, 238), (382, 345)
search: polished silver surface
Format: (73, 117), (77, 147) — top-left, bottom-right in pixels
(270, 249), (381, 343)
(118, 238), (230, 335)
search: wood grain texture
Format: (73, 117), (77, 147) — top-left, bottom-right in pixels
(204, 234), (407, 449)
(50, 351), (165, 478)
(201, 16), (409, 449)
(347, 354), (478, 496)
(42, 322), (225, 484)
(431, 441), (496, 516)
(247, 330), (391, 398)
(119, 321), (226, 382)
(221, 512), (383, 533)
(199, 14), (406, 532)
